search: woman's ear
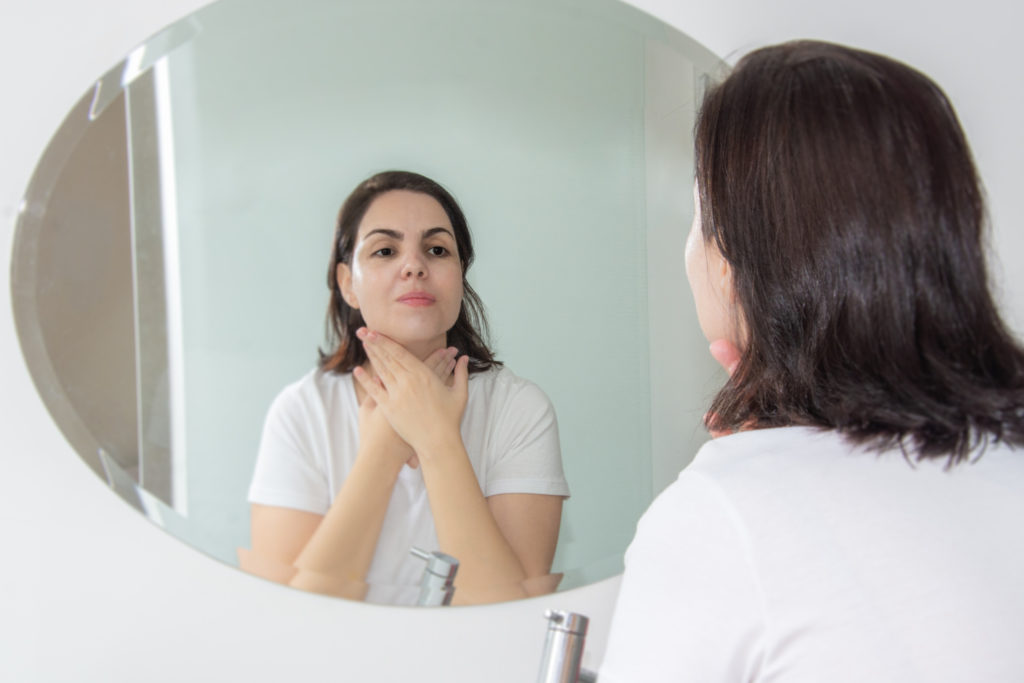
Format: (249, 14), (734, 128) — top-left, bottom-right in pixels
(336, 262), (359, 309)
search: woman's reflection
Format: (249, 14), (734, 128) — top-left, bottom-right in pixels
(243, 171), (569, 604)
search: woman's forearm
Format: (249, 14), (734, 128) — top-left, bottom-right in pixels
(289, 450), (403, 597)
(418, 434), (531, 603)
(354, 333), (545, 602)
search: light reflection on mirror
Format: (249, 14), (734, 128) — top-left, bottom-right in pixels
(11, 0), (724, 604)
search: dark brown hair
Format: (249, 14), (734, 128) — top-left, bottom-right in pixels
(695, 40), (1024, 465)
(318, 170), (500, 374)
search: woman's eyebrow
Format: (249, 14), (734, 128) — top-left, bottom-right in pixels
(362, 227), (453, 240)
(364, 228), (403, 240)
(422, 227), (455, 240)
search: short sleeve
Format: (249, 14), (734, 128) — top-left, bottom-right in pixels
(483, 378), (570, 498)
(599, 470), (766, 682)
(247, 382), (331, 515)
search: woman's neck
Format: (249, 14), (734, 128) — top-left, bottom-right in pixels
(400, 334), (448, 362)
(352, 334), (447, 405)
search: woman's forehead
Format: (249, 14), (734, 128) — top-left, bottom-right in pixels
(357, 190), (452, 238)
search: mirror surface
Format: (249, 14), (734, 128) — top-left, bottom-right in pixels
(11, 0), (723, 603)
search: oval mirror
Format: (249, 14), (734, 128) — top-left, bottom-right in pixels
(11, 0), (724, 604)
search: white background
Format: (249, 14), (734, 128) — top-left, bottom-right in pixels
(2, 0), (1021, 681)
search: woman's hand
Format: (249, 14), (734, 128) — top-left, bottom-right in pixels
(353, 327), (470, 458)
(270, 341), (456, 596)
(356, 344), (458, 469)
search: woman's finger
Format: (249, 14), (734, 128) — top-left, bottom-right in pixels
(423, 347), (447, 374)
(353, 365), (387, 403)
(358, 328), (416, 372)
(363, 347), (395, 388)
(360, 331), (405, 386)
(424, 346), (457, 379)
(452, 354), (470, 403)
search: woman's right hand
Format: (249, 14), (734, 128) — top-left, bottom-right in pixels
(354, 329), (471, 460)
(356, 345), (457, 469)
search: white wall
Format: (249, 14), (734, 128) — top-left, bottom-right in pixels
(2, 0), (1021, 681)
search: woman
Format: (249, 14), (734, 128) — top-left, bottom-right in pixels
(601, 41), (1024, 680)
(246, 171), (568, 605)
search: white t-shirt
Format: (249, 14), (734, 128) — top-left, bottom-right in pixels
(600, 426), (1024, 682)
(248, 365), (569, 604)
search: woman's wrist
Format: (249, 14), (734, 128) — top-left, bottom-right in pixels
(354, 443), (409, 481)
(413, 431), (467, 467)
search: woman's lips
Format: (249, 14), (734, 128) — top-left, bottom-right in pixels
(397, 292), (436, 307)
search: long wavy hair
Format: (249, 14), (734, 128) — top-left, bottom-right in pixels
(695, 40), (1024, 465)
(318, 170), (500, 374)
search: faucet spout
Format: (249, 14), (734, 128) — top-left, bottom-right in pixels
(409, 547), (459, 606)
(537, 609), (591, 683)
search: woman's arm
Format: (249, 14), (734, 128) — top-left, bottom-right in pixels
(488, 493), (563, 580)
(426, 462), (564, 603)
(287, 413), (408, 598)
(246, 347), (457, 600)
(244, 404), (409, 599)
(355, 328), (564, 603)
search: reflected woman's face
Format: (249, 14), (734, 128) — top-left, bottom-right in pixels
(336, 190), (464, 355)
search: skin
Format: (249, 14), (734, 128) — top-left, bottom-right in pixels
(338, 190), (464, 361)
(684, 183), (735, 344)
(246, 190), (563, 603)
(686, 183), (744, 437)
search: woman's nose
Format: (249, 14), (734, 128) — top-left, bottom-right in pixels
(401, 256), (426, 279)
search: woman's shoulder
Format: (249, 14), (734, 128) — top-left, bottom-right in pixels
(468, 364), (553, 408)
(690, 426), (848, 470)
(640, 428), (852, 553)
(469, 363), (537, 388)
(268, 367), (356, 416)
(660, 428), (845, 508)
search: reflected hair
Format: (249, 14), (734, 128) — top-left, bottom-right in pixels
(319, 170), (500, 374)
(695, 40), (1024, 465)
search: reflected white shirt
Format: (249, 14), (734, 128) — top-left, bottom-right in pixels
(248, 365), (569, 604)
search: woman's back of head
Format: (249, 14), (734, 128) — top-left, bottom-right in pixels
(694, 40), (1024, 464)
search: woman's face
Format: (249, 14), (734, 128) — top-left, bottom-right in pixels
(685, 183), (735, 343)
(337, 190), (464, 355)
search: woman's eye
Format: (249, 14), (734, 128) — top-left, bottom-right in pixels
(372, 247), (395, 257)
(427, 246), (448, 257)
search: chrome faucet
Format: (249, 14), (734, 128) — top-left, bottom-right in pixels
(537, 609), (596, 683)
(409, 547), (459, 606)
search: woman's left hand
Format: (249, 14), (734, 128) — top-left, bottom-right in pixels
(352, 327), (470, 456)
